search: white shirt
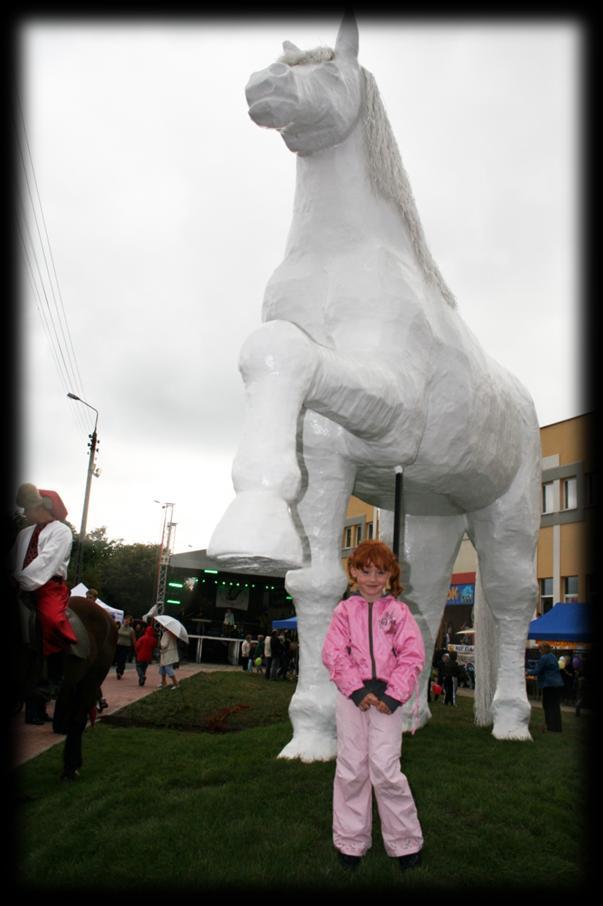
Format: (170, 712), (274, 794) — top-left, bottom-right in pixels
(12, 521), (73, 591)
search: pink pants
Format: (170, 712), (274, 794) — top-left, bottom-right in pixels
(333, 691), (423, 858)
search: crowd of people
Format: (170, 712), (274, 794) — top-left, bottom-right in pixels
(427, 648), (474, 706)
(240, 630), (299, 679)
(110, 615), (182, 690)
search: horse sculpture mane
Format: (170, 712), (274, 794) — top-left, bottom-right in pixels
(360, 68), (457, 308)
(278, 41), (456, 307)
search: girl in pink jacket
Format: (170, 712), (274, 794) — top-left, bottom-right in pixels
(322, 540), (425, 873)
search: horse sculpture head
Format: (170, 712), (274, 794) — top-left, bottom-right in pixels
(244, 15), (456, 307)
(245, 15), (362, 155)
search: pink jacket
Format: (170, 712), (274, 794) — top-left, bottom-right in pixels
(322, 595), (425, 706)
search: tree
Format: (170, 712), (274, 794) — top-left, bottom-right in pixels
(94, 540), (160, 619)
(71, 525), (118, 590)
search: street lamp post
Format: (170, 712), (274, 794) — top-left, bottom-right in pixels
(68, 392), (99, 584)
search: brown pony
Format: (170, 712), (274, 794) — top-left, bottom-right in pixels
(15, 594), (117, 780)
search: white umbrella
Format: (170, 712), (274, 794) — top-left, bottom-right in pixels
(154, 614), (189, 643)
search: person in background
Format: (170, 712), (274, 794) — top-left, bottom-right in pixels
(535, 642), (564, 732)
(241, 634), (253, 672)
(263, 631), (272, 680)
(442, 650), (461, 705)
(115, 615), (136, 679)
(269, 630), (285, 679)
(253, 635), (265, 673)
(559, 654), (575, 706)
(288, 634), (299, 678)
(135, 621), (158, 686)
(223, 607), (236, 636)
(12, 483), (78, 658)
(158, 627), (180, 689)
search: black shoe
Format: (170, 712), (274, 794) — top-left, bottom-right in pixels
(337, 851), (362, 871)
(398, 851), (422, 872)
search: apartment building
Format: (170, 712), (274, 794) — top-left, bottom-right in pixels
(340, 412), (596, 623)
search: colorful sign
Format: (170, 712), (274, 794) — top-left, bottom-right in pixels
(447, 583), (475, 605)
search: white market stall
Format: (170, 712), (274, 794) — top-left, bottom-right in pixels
(70, 582), (125, 623)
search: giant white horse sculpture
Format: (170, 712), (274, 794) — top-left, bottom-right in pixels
(208, 16), (541, 760)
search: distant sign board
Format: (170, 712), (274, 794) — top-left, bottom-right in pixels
(447, 583), (475, 606)
(448, 643), (475, 666)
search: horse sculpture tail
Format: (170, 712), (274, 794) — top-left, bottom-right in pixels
(473, 570), (498, 726)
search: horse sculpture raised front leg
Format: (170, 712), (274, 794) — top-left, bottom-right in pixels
(279, 414), (356, 760)
(209, 318), (425, 573)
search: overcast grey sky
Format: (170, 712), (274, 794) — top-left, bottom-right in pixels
(18, 16), (583, 554)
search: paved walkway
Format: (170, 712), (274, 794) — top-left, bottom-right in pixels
(12, 660), (242, 766)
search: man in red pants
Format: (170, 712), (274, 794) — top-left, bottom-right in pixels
(13, 483), (78, 656)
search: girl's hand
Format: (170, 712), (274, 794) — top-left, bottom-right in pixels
(359, 692), (380, 711)
(375, 699), (392, 715)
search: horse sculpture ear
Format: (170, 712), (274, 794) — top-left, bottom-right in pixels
(335, 13), (359, 59)
(282, 40), (301, 53)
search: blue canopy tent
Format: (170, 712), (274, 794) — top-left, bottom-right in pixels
(527, 602), (592, 643)
(272, 616), (297, 630)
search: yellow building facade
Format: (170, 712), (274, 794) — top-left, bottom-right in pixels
(537, 412), (596, 611)
(341, 412), (596, 618)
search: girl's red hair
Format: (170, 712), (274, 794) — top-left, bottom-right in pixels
(347, 540), (403, 596)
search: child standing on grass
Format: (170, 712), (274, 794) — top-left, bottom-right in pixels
(322, 540), (425, 873)
(158, 627), (179, 689)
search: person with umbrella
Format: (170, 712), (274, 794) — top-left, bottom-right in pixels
(154, 615), (188, 689)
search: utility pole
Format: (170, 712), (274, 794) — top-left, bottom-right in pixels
(68, 393), (99, 584)
(154, 501), (175, 615)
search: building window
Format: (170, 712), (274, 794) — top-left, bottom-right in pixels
(367, 522), (374, 540)
(354, 524), (362, 546)
(561, 477), (577, 511)
(563, 575), (579, 602)
(343, 526), (352, 549)
(542, 481), (554, 514)
(539, 578), (554, 613)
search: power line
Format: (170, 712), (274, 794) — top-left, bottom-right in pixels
(16, 91), (94, 439)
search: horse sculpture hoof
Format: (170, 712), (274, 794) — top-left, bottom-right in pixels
(278, 733), (337, 763)
(208, 490), (304, 572)
(491, 698), (533, 741)
(61, 769), (80, 782)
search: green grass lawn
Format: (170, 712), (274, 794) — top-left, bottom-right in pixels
(12, 671), (591, 892)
